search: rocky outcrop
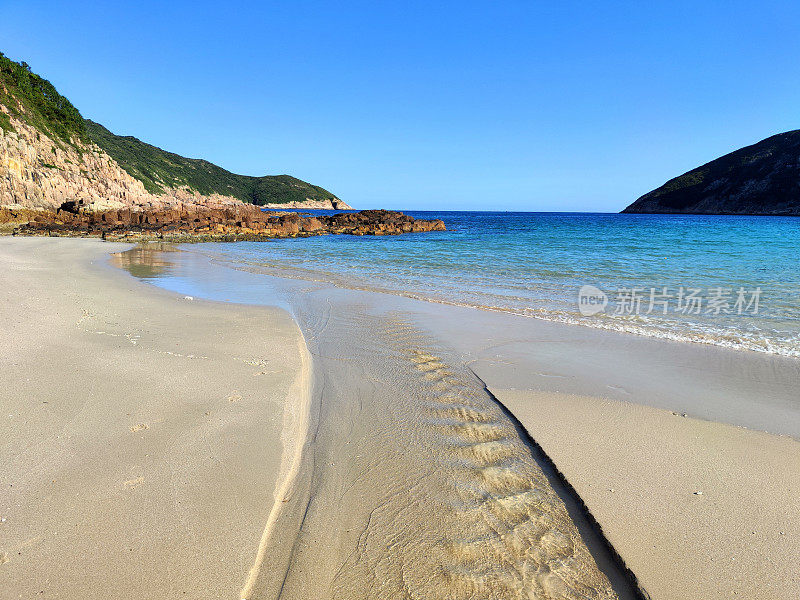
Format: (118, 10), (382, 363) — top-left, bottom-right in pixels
(623, 130), (800, 215)
(1, 115), (151, 210)
(11, 205), (445, 241)
(262, 198), (354, 210)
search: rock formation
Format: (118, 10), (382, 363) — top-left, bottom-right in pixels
(0, 53), (440, 238)
(7, 205), (446, 241)
(262, 198), (353, 210)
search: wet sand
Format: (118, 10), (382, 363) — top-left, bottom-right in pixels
(114, 244), (800, 600)
(0, 238), (308, 599)
(239, 302), (632, 600)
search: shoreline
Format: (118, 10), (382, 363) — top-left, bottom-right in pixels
(115, 240), (800, 599)
(173, 241), (800, 360)
(120, 242), (800, 438)
(113, 242), (638, 598)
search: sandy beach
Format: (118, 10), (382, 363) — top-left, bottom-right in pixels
(2, 238), (633, 599)
(0, 238), (308, 599)
(3, 237), (800, 600)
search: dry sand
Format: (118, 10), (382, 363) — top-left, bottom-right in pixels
(491, 389), (800, 600)
(0, 238), (308, 599)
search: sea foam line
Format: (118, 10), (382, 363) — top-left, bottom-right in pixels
(209, 255), (800, 359)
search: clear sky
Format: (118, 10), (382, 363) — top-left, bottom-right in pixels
(2, 1), (799, 211)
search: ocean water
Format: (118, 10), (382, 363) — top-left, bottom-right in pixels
(163, 211), (800, 357)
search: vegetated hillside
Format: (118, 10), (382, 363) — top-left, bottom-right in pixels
(85, 120), (340, 206)
(623, 130), (800, 215)
(0, 51), (341, 207)
(0, 51), (87, 147)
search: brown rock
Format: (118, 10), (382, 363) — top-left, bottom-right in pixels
(15, 206), (446, 241)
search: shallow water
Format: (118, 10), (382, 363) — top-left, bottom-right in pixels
(146, 211), (800, 357)
(112, 244), (643, 599)
(113, 240), (800, 439)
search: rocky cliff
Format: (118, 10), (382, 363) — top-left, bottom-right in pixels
(623, 130), (800, 215)
(0, 115), (239, 212)
(0, 52), (346, 211)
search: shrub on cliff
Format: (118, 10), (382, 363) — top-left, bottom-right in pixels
(0, 52), (87, 146)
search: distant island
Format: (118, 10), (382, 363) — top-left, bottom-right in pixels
(0, 52), (351, 211)
(623, 130), (800, 216)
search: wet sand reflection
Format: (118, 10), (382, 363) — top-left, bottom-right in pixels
(110, 243), (178, 279)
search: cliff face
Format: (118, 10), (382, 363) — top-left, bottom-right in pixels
(623, 130), (800, 215)
(0, 114), (239, 211)
(0, 52), (345, 211)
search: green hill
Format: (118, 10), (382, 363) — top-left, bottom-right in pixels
(623, 130), (800, 215)
(84, 120), (338, 205)
(0, 51), (339, 206)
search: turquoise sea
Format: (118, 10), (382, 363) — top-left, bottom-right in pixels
(155, 212), (800, 357)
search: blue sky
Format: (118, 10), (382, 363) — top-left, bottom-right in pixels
(2, 1), (799, 211)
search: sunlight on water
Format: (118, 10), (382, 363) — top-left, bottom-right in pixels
(145, 212), (800, 357)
